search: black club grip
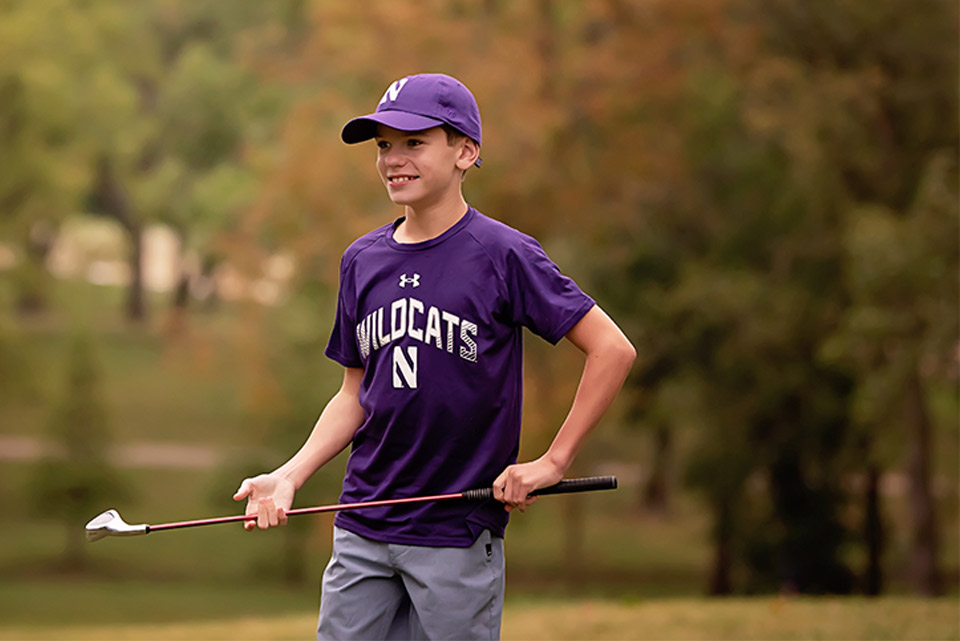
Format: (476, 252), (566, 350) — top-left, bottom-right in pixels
(531, 475), (619, 496)
(460, 476), (618, 502)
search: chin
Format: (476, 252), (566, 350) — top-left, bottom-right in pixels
(387, 194), (415, 207)
(385, 189), (422, 208)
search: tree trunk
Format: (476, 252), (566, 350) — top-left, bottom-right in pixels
(163, 272), (190, 337)
(562, 492), (585, 590)
(63, 517), (86, 571)
(165, 230), (191, 335)
(642, 424), (672, 513)
(863, 463), (884, 595)
(904, 369), (942, 595)
(126, 225), (146, 322)
(94, 156), (146, 323)
(536, 0), (557, 102)
(14, 222), (56, 315)
(199, 255), (221, 312)
(708, 499), (733, 595)
(13, 260), (49, 316)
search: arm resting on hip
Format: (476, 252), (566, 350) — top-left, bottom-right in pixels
(494, 305), (636, 509)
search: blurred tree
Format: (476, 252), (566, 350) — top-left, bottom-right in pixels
(0, 0), (161, 320)
(0, 313), (36, 403)
(575, 0), (853, 593)
(581, 0), (957, 595)
(759, 0), (959, 596)
(88, 0), (294, 324)
(0, 0), (296, 324)
(30, 333), (128, 570)
(823, 154), (959, 595)
(137, 0), (296, 331)
(0, 0), (104, 314)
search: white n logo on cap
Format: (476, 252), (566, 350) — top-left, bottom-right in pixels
(379, 78), (409, 106)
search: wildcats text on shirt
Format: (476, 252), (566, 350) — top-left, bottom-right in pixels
(355, 297), (479, 367)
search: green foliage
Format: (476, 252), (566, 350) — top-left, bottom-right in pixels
(824, 153), (960, 434)
(0, 314), (36, 403)
(583, 0), (958, 595)
(0, 0), (291, 319)
(29, 333), (128, 567)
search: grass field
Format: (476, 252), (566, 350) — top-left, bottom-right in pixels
(0, 588), (956, 641)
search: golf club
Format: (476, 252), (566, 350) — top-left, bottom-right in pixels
(86, 475), (617, 542)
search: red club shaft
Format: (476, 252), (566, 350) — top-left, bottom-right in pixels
(148, 492), (465, 532)
(143, 476), (617, 533)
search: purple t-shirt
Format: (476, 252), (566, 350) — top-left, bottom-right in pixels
(324, 207), (595, 547)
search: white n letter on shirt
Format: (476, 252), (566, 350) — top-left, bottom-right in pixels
(392, 345), (418, 389)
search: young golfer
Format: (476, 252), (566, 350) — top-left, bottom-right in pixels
(234, 73), (635, 640)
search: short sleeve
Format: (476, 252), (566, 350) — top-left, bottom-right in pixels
(505, 235), (595, 344)
(325, 254), (363, 367)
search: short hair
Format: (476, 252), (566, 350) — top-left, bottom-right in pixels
(439, 124), (478, 177)
(440, 123), (468, 146)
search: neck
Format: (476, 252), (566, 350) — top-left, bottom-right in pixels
(395, 190), (469, 244)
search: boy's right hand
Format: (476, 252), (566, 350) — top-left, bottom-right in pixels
(233, 474), (296, 531)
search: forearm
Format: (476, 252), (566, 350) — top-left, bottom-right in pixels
(544, 336), (635, 472)
(544, 306), (636, 473)
(494, 309), (634, 509)
(273, 369), (365, 490)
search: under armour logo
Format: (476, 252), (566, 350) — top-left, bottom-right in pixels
(379, 78), (409, 107)
(399, 273), (420, 288)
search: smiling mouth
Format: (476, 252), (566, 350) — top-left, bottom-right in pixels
(388, 176), (419, 184)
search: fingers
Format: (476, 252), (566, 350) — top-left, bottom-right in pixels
(257, 498), (274, 530)
(492, 474), (515, 510)
(233, 479), (252, 502)
(242, 493), (258, 531)
(493, 469), (538, 513)
(234, 475), (289, 532)
(503, 496), (541, 513)
(492, 472), (507, 504)
(495, 458), (565, 513)
(234, 479), (257, 531)
(256, 498), (285, 530)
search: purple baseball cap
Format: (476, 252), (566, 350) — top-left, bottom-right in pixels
(341, 73), (482, 167)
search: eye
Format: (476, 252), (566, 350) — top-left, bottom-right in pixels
(406, 138), (424, 147)
(376, 140), (389, 149)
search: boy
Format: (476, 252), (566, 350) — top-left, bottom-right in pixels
(234, 73), (635, 640)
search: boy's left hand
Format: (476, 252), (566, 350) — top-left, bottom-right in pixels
(493, 457), (565, 513)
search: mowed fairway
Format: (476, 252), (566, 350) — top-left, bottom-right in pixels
(0, 597), (956, 640)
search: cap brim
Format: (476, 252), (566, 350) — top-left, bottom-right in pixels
(341, 111), (446, 144)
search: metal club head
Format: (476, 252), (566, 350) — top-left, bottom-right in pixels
(85, 509), (149, 542)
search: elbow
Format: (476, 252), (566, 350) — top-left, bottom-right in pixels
(618, 337), (637, 374)
(602, 335), (636, 378)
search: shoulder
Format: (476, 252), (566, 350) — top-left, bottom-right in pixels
(340, 221), (393, 269)
(465, 210), (542, 261)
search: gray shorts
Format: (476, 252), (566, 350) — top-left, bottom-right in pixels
(317, 526), (505, 641)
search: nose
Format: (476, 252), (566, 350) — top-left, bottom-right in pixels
(380, 145), (406, 168)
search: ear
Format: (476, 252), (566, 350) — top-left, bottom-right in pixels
(455, 138), (480, 171)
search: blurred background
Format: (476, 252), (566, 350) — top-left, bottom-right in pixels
(0, 0), (957, 638)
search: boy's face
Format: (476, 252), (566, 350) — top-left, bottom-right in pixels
(375, 125), (475, 209)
